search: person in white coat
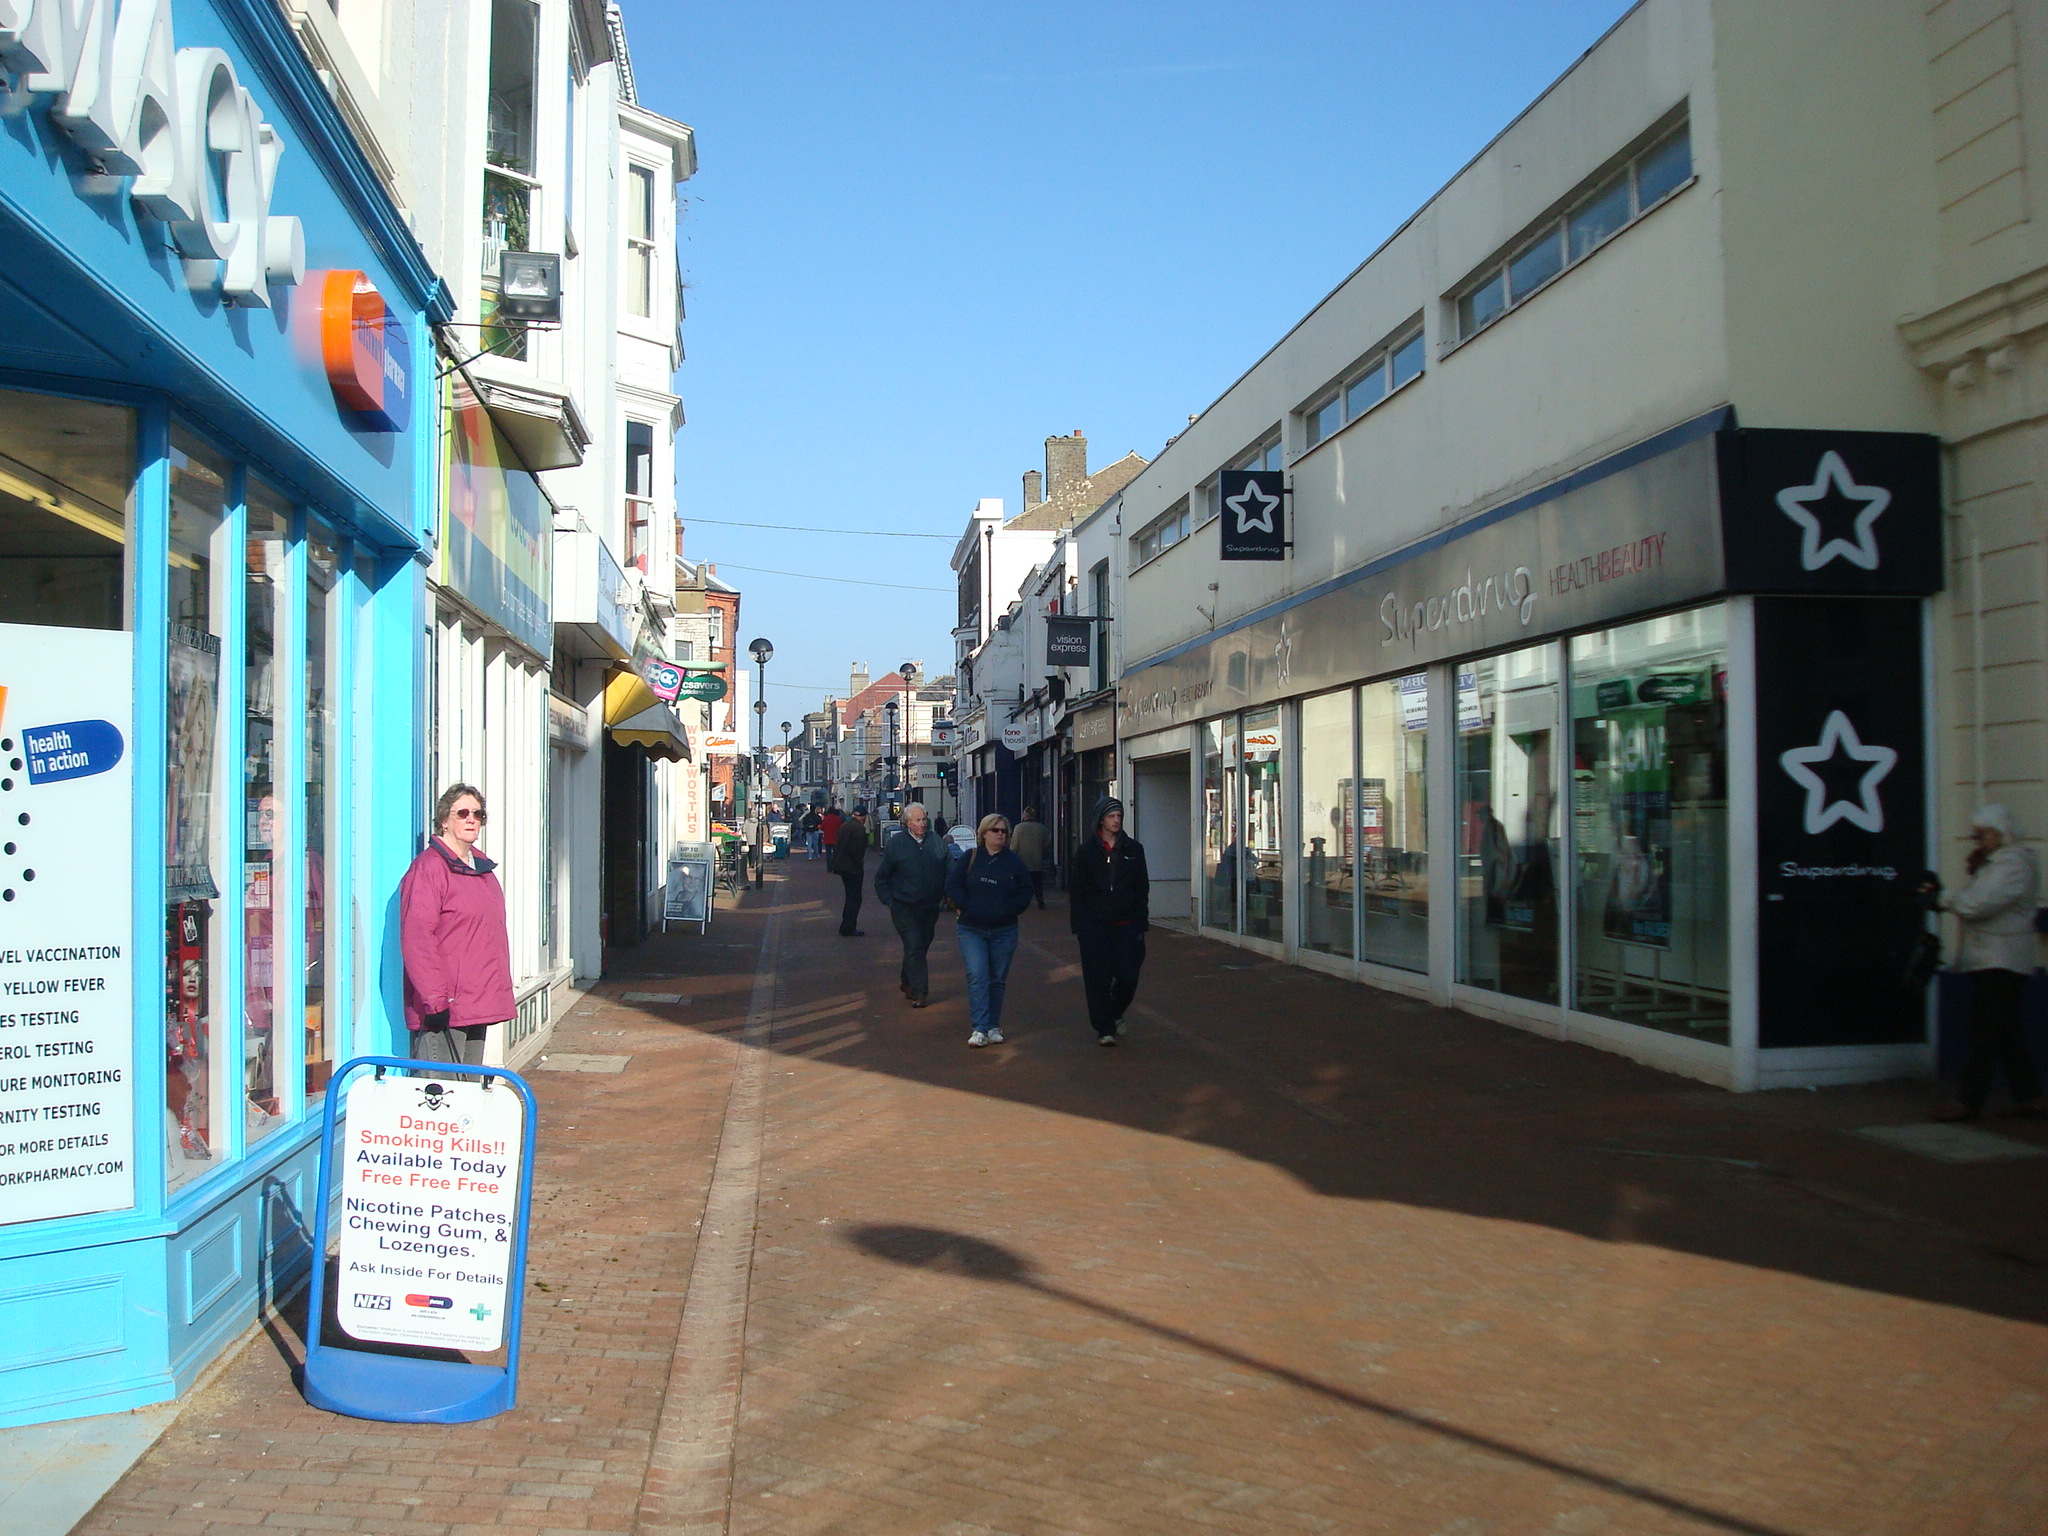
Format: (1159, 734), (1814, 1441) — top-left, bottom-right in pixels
(1922, 805), (2043, 1121)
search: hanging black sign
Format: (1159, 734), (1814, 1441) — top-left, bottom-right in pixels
(1046, 616), (1093, 666)
(1218, 469), (1287, 561)
(1754, 595), (1928, 1049)
(1718, 428), (1942, 596)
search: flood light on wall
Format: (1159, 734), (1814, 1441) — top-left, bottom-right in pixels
(497, 251), (562, 323)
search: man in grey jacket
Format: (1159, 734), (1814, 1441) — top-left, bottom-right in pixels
(874, 801), (952, 1006)
(1924, 804), (2043, 1121)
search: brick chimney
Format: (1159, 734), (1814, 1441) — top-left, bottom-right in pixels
(1022, 469), (1043, 510)
(1045, 431), (1088, 502)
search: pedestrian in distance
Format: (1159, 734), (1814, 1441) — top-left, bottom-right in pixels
(1011, 805), (1050, 909)
(820, 803), (844, 859)
(1922, 804), (2045, 1122)
(831, 808), (870, 936)
(874, 800), (952, 1007)
(1069, 797), (1149, 1046)
(400, 783), (515, 1065)
(948, 813), (1034, 1047)
(800, 804), (823, 859)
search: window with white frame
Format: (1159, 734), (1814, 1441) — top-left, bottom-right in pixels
(1301, 319), (1426, 449)
(1131, 495), (1190, 567)
(1199, 430), (1283, 526)
(1452, 116), (1692, 344)
(624, 419), (654, 571)
(626, 162), (658, 319)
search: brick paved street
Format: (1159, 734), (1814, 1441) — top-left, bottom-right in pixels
(78, 859), (2048, 1536)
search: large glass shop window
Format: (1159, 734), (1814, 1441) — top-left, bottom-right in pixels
(1360, 673), (1429, 973)
(0, 389), (133, 629)
(1569, 607), (1730, 1043)
(1241, 707), (1284, 942)
(1201, 716), (1237, 930)
(166, 433), (232, 1191)
(1456, 644), (1561, 1003)
(243, 481), (291, 1147)
(305, 521), (340, 1098)
(1298, 690), (1354, 958)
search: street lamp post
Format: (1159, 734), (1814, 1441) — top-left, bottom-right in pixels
(884, 697), (900, 820)
(749, 637), (773, 885)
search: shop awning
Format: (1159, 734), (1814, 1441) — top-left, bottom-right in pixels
(604, 671), (690, 762)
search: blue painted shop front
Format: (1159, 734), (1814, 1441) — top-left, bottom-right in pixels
(0, 0), (449, 1425)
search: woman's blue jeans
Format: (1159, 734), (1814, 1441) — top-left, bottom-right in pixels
(956, 922), (1020, 1034)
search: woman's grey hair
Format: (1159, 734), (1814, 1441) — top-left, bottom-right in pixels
(435, 782), (486, 834)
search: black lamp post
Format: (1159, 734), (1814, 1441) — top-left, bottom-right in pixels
(749, 638), (773, 884)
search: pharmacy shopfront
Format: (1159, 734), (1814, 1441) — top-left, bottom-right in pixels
(0, 0), (444, 1424)
(1117, 412), (1943, 1091)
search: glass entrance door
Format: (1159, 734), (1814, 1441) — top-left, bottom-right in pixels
(1456, 643), (1561, 1004)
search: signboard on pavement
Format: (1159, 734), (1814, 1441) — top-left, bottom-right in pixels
(334, 1070), (526, 1351)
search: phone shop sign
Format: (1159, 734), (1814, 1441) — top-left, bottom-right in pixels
(2, 0), (309, 309)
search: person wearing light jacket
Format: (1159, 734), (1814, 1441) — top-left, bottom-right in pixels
(946, 814), (1035, 1047)
(1923, 805), (2043, 1121)
(399, 784), (516, 1065)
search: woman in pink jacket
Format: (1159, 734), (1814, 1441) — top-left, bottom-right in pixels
(400, 784), (515, 1064)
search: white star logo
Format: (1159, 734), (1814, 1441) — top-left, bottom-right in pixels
(1778, 710), (1897, 834)
(1226, 478), (1279, 536)
(1273, 618), (1293, 684)
(1774, 450), (1890, 571)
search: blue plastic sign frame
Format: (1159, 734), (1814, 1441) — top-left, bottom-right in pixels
(300, 1057), (539, 1424)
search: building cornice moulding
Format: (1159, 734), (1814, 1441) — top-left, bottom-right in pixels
(1898, 262), (2048, 383)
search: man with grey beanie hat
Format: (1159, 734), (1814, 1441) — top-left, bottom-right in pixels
(1920, 804), (2044, 1121)
(1068, 797), (1150, 1045)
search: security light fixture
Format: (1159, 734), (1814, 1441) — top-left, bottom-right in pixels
(496, 250), (562, 323)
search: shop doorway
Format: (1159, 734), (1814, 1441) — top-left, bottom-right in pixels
(602, 736), (648, 950)
(1133, 752), (1192, 929)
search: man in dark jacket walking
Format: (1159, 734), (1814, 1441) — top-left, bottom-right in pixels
(874, 801), (952, 1005)
(830, 809), (871, 936)
(1069, 797), (1149, 1045)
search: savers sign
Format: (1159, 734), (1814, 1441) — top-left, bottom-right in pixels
(335, 1071), (525, 1351)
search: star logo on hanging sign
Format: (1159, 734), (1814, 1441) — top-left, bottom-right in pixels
(1226, 478), (1280, 535)
(1778, 710), (1897, 834)
(1774, 451), (1891, 571)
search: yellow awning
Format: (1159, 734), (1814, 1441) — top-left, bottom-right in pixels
(603, 670), (690, 762)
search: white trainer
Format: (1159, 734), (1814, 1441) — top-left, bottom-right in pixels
(984, 1028), (1004, 1044)
(968, 1031), (989, 1048)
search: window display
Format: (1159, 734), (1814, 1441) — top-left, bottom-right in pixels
(166, 432), (232, 1192)
(1298, 690), (1354, 958)
(1456, 643), (1561, 1003)
(305, 520), (339, 1098)
(1242, 707), (1284, 942)
(1360, 673), (1429, 973)
(244, 481), (291, 1146)
(0, 389), (132, 630)
(1202, 716), (1237, 930)
(1570, 607), (1730, 1042)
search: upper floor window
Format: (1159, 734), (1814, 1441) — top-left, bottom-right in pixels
(1300, 319), (1425, 450)
(626, 163), (658, 318)
(1199, 431), (1282, 526)
(1453, 117), (1691, 344)
(1131, 495), (1190, 568)
(624, 419), (654, 571)
(1089, 560), (1111, 693)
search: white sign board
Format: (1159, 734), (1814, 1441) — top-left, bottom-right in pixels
(701, 732), (741, 755)
(0, 624), (135, 1226)
(999, 723), (1030, 752)
(335, 1071), (525, 1351)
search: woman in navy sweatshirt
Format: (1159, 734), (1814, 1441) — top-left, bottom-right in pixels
(946, 813), (1036, 1047)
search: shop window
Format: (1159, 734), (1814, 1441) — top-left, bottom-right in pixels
(243, 479), (292, 1150)
(627, 163), (658, 319)
(1360, 673), (1429, 973)
(1569, 606), (1729, 1043)
(305, 520), (341, 1100)
(1298, 689), (1354, 958)
(1456, 643), (1561, 1003)
(1242, 707), (1284, 943)
(1201, 716), (1237, 931)
(0, 389), (134, 630)
(166, 432), (232, 1193)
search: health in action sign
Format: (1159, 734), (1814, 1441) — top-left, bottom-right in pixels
(336, 1072), (525, 1350)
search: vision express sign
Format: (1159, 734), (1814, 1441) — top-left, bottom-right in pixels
(1117, 420), (1940, 733)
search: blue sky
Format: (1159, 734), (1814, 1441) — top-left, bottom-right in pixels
(618, 1), (1634, 720)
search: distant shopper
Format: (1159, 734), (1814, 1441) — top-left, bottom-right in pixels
(1068, 797), (1149, 1046)
(1924, 805), (2044, 1122)
(831, 809), (870, 936)
(1011, 806), (1050, 909)
(820, 804), (844, 856)
(400, 784), (515, 1065)
(948, 814), (1034, 1047)
(800, 805), (823, 859)
(874, 800), (951, 1006)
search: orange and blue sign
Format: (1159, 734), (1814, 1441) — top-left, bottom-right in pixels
(319, 270), (412, 434)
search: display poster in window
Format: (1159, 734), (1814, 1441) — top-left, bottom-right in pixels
(0, 624), (137, 1226)
(166, 624), (221, 902)
(334, 1070), (525, 1351)
(1596, 705), (1673, 950)
(1398, 673), (1429, 731)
